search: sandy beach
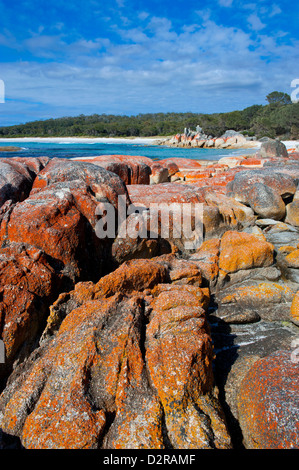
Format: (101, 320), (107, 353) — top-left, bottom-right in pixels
(0, 136), (297, 149)
(0, 136), (165, 145)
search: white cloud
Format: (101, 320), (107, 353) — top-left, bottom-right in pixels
(0, 12), (298, 123)
(247, 13), (266, 31)
(218, 0), (233, 7)
(138, 11), (150, 21)
(269, 4), (282, 17)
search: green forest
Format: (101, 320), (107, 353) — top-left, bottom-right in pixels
(0, 92), (298, 139)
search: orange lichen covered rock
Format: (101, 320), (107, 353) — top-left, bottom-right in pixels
(146, 284), (231, 448)
(1, 177), (128, 282)
(157, 157), (203, 171)
(285, 249), (299, 268)
(219, 231), (274, 274)
(2, 185), (88, 280)
(216, 282), (297, 323)
(189, 238), (220, 285)
(0, 263), (231, 449)
(127, 182), (205, 206)
(0, 243), (63, 379)
(94, 258), (168, 297)
(237, 350), (299, 448)
(290, 291), (299, 326)
(31, 158), (129, 209)
(72, 155), (152, 185)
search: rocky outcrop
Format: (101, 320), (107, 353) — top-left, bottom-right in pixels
(0, 258), (231, 449)
(0, 243), (64, 380)
(160, 128), (259, 149)
(72, 155), (152, 185)
(0, 157), (48, 207)
(0, 159), (131, 382)
(0, 153), (298, 450)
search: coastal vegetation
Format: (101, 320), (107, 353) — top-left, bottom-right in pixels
(0, 93), (298, 139)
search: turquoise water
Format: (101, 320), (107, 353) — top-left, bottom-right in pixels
(0, 140), (257, 161)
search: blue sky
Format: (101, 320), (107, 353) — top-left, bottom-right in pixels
(0, 0), (298, 125)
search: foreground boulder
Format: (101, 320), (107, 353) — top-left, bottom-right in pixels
(0, 182), (109, 282)
(72, 155), (152, 185)
(0, 259), (231, 449)
(0, 243), (64, 381)
(0, 160), (35, 207)
(32, 158), (129, 208)
(237, 350), (299, 448)
(0, 159), (133, 383)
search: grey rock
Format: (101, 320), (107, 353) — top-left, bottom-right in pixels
(247, 182), (286, 220)
(259, 139), (288, 158)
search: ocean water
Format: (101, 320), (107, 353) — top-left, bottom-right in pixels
(0, 140), (258, 161)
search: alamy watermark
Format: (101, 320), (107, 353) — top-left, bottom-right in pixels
(95, 195), (204, 250)
(0, 79), (4, 103)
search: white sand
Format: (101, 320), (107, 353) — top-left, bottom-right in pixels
(0, 136), (297, 149)
(0, 136), (165, 145)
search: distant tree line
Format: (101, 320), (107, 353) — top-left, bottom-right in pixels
(0, 92), (298, 139)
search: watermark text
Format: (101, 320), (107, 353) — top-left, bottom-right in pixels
(95, 196), (204, 250)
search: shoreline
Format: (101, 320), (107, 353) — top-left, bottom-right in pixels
(0, 136), (297, 149)
(0, 136), (167, 145)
